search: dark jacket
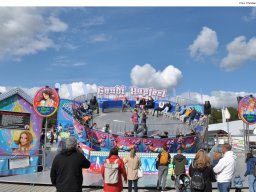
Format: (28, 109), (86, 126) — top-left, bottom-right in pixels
(172, 154), (188, 176)
(50, 148), (91, 192)
(244, 157), (256, 177)
(141, 112), (147, 124)
(189, 161), (216, 192)
(146, 99), (154, 108)
(189, 109), (197, 119)
(204, 104), (211, 115)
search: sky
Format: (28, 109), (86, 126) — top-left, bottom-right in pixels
(0, 7), (256, 107)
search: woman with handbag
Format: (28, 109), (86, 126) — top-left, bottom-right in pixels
(124, 148), (141, 192)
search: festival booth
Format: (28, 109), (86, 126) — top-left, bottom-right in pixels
(0, 88), (43, 176)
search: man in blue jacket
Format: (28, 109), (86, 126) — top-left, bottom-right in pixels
(244, 152), (256, 192)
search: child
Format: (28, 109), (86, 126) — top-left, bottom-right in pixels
(233, 175), (244, 192)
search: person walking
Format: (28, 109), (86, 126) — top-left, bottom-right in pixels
(50, 136), (91, 192)
(189, 149), (216, 192)
(172, 150), (188, 192)
(101, 148), (127, 192)
(213, 144), (236, 192)
(124, 148), (141, 192)
(244, 152), (256, 192)
(156, 144), (171, 191)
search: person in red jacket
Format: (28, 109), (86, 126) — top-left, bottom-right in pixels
(101, 148), (127, 192)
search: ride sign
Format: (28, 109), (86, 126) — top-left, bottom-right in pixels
(238, 95), (256, 125)
(33, 87), (60, 117)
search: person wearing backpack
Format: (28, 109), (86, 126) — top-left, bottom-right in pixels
(189, 149), (216, 192)
(244, 152), (256, 192)
(156, 144), (171, 191)
(101, 148), (127, 192)
(172, 150), (188, 192)
(124, 148), (141, 192)
(213, 144), (236, 192)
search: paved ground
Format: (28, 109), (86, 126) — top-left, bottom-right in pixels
(0, 111), (249, 191)
(93, 111), (193, 136)
(0, 183), (249, 192)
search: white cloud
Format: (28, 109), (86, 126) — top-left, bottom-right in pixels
(59, 82), (97, 99)
(14, 37), (54, 56)
(130, 64), (182, 90)
(48, 16), (68, 32)
(87, 34), (112, 43)
(1, 83), (255, 108)
(82, 16), (105, 28)
(0, 8), (68, 58)
(51, 56), (86, 68)
(189, 26), (219, 58)
(244, 7), (256, 21)
(220, 36), (256, 71)
(0, 86), (7, 93)
(180, 90), (255, 108)
(0, 82), (97, 100)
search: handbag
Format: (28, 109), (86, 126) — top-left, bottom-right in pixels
(171, 164), (175, 181)
(171, 174), (175, 181)
(138, 167), (144, 178)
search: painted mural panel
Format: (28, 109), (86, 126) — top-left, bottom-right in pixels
(33, 87), (60, 117)
(89, 151), (195, 175)
(0, 94), (42, 175)
(238, 95), (256, 124)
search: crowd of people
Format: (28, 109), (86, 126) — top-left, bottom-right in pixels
(122, 97), (211, 128)
(49, 97), (255, 192)
(50, 137), (256, 192)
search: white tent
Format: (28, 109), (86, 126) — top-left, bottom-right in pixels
(208, 120), (256, 136)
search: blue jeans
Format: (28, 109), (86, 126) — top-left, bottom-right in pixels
(157, 165), (168, 190)
(248, 174), (256, 192)
(218, 182), (231, 192)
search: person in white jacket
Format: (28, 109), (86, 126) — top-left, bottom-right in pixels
(213, 143), (237, 192)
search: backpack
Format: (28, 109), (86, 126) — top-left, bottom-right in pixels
(191, 168), (205, 190)
(104, 159), (119, 184)
(159, 151), (170, 166)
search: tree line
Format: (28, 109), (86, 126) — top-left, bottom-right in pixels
(209, 107), (239, 124)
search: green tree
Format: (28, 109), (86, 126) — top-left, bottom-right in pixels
(209, 107), (239, 124)
(42, 112), (57, 131)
